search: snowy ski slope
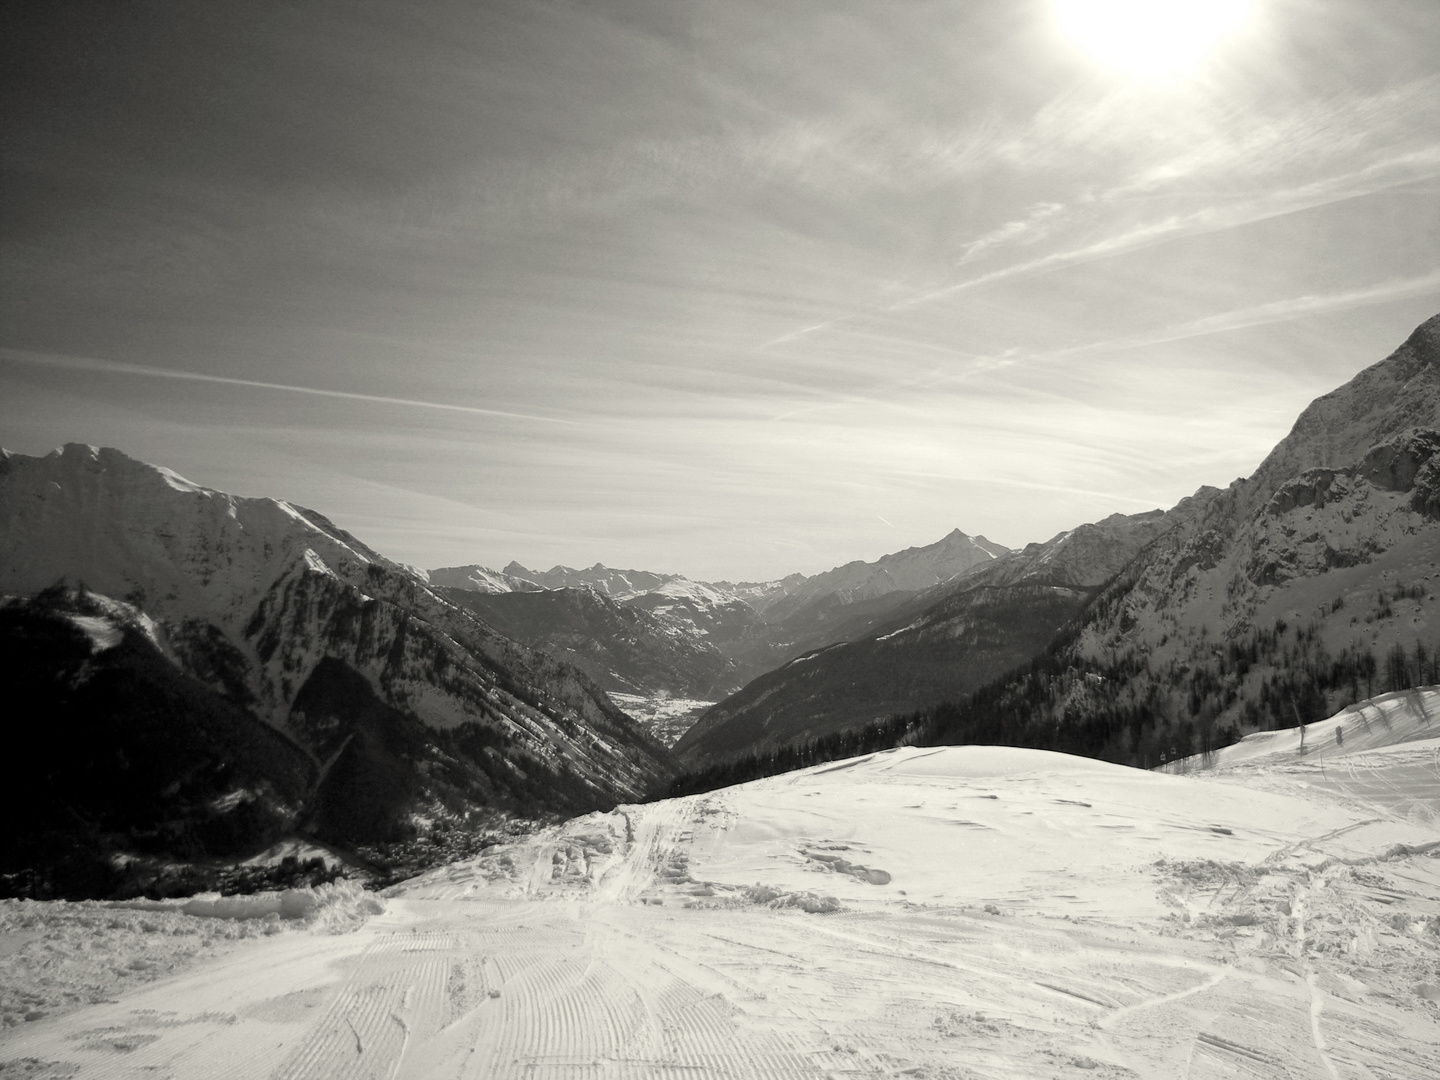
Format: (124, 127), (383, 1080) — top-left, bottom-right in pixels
(4, 694), (1440, 1078)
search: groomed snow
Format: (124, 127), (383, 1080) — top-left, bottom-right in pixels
(4, 700), (1439, 1077)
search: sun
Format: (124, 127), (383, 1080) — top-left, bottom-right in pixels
(1052, 0), (1256, 79)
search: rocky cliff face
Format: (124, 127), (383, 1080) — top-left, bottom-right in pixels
(0, 445), (673, 851)
(1095, 316), (1440, 655)
(1245, 315), (1440, 513)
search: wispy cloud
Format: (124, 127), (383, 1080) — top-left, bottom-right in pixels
(756, 146), (1440, 354)
(0, 349), (574, 425)
(915, 270), (1440, 391)
(892, 148), (1440, 313)
(1102, 272), (1440, 348)
(747, 73), (1440, 350)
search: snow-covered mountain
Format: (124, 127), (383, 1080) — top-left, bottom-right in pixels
(498, 561), (700, 600)
(676, 314), (1440, 767)
(424, 564), (544, 594)
(0, 444), (672, 880)
(1006, 312), (1440, 762)
(675, 313), (1440, 771)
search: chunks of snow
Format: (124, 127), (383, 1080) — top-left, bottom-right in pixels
(155, 465), (210, 495)
(111, 880), (384, 926)
(65, 613), (122, 653)
(301, 547), (337, 578)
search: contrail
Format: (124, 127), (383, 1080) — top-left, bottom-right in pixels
(880, 270), (1440, 396)
(755, 152), (1440, 352)
(975, 270), (1440, 374)
(0, 347), (574, 425)
(1116, 272), (1440, 346)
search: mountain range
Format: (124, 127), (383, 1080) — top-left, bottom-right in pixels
(428, 528), (1012, 711)
(5, 311), (1438, 896)
(0, 445), (671, 896)
(673, 507), (1194, 762)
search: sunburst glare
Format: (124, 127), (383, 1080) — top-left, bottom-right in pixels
(1053, 0), (1257, 79)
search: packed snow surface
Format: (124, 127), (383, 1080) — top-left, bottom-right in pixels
(5, 699), (1440, 1078)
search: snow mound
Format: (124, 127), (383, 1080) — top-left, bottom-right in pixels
(742, 884), (840, 913)
(854, 743), (1144, 780)
(111, 880), (384, 931)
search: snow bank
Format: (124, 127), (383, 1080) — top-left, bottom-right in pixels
(861, 742), (1138, 779)
(1165, 686), (1440, 773)
(1, 882), (386, 1031)
(742, 884), (840, 913)
(110, 879), (384, 929)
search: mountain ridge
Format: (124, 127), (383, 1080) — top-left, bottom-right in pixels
(669, 311), (1440, 780)
(0, 444), (674, 894)
(428, 528), (1015, 713)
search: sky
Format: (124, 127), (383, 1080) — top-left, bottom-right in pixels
(2, 0), (1438, 582)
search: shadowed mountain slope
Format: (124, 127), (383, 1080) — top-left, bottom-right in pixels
(0, 445), (673, 895)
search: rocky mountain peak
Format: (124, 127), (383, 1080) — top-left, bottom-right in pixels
(1246, 312), (1440, 513)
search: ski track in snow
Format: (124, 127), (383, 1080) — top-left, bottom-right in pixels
(6, 701), (1440, 1078)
